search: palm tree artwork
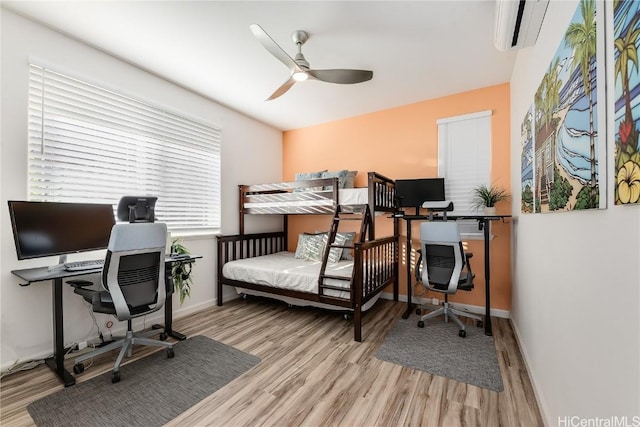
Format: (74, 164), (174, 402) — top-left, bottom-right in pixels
(529, 0), (603, 213)
(565, 0), (598, 207)
(613, 0), (640, 205)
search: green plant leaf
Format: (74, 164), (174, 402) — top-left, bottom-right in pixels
(471, 183), (510, 209)
(170, 239), (192, 305)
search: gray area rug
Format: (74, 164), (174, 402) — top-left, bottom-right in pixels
(27, 335), (261, 427)
(375, 316), (504, 391)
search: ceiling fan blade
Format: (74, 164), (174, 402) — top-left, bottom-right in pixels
(250, 24), (303, 73)
(266, 76), (296, 101)
(307, 69), (373, 84)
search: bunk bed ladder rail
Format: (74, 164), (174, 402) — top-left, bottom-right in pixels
(317, 204), (372, 298)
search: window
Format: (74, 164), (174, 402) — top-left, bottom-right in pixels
(437, 110), (492, 237)
(28, 64), (221, 233)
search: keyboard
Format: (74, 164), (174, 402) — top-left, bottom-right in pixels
(64, 259), (105, 271)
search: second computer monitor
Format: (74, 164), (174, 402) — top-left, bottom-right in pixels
(395, 178), (446, 209)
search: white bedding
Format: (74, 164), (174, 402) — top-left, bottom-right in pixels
(244, 187), (368, 209)
(223, 251), (353, 298)
(222, 251), (381, 311)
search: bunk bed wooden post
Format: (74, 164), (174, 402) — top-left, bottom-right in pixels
(216, 237), (224, 306)
(238, 184), (245, 236)
(283, 215), (288, 251)
(353, 243), (363, 342)
(367, 173), (376, 239)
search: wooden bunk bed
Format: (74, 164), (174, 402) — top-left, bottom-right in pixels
(216, 172), (398, 341)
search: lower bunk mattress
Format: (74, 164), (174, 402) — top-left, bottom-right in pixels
(222, 251), (381, 311)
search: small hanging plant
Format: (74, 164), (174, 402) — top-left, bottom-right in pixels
(170, 239), (192, 304)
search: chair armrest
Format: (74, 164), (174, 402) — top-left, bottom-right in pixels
(66, 279), (94, 287)
(463, 252), (474, 285)
(415, 249), (423, 282)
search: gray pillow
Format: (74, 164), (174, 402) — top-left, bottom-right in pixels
(344, 170), (358, 188)
(294, 233), (325, 261)
(321, 233), (348, 263)
(295, 232), (348, 263)
(295, 170), (324, 180)
(321, 170), (349, 189)
(337, 231), (356, 260)
(294, 170), (326, 192)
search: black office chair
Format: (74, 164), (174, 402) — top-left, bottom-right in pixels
(69, 222), (174, 383)
(415, 221), (482, 337)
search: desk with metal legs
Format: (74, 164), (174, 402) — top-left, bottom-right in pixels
(399, 214), (510, 336)
(11, 254), (200, 387)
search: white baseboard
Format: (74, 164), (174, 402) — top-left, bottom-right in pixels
(509, 319), (550, 426)
(380, 292), (511, 319)
(172, 298), (218, 320)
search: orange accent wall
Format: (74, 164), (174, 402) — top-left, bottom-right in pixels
(283, 83), (511, 311)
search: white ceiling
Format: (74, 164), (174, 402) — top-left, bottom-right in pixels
(3, 1), (517, 131)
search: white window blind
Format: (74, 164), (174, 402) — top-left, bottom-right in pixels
(437, 110), (491, 237)
(28, 64), (221, 233)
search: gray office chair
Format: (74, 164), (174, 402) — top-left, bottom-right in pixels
(69, 222), (174, 383)
(415, 221), (482, 337)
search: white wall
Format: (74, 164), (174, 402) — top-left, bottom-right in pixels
(510, 1), (640, 424)
(0, 9), (283, 368)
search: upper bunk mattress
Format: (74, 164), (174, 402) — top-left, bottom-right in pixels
(222, 251), (353, 299)
(243, 187), (368, 212)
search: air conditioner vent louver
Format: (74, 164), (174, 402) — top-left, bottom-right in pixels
(495, 0), (549, 51)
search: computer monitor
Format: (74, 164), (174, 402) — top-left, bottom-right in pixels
(395, 178), (446, 209)
(8, 201), (115, 261)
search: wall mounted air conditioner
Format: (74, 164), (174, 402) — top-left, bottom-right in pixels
(494, 0), (549, 51)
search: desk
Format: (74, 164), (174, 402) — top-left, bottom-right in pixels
(10, 254), (201, 387)
(399, 214), (511, 336)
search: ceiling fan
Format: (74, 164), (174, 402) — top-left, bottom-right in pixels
(250, 24), (373, 100)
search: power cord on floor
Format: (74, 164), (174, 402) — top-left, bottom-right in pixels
(0, 359), (45, 379)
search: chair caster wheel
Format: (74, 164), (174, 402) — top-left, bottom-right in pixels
(111, 371), (121, 383)
(476, 320), (483, 328)
(167, 348), (175, 358)
(459, 330), (466, 338)
(159, 332), (168, 341)
(415, 308), (422, 315)
(73, 363), (84, 374)
(417, 320), (425, 328)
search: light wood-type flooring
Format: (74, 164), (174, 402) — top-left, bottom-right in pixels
(0, 297), (543, 426)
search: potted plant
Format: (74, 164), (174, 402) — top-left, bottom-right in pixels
(170, 239), (192, 304)
(472, 183), (510, 215)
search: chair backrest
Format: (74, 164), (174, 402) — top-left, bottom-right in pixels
(419, 221), (465, 294)
(102, 222), (167, 320)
